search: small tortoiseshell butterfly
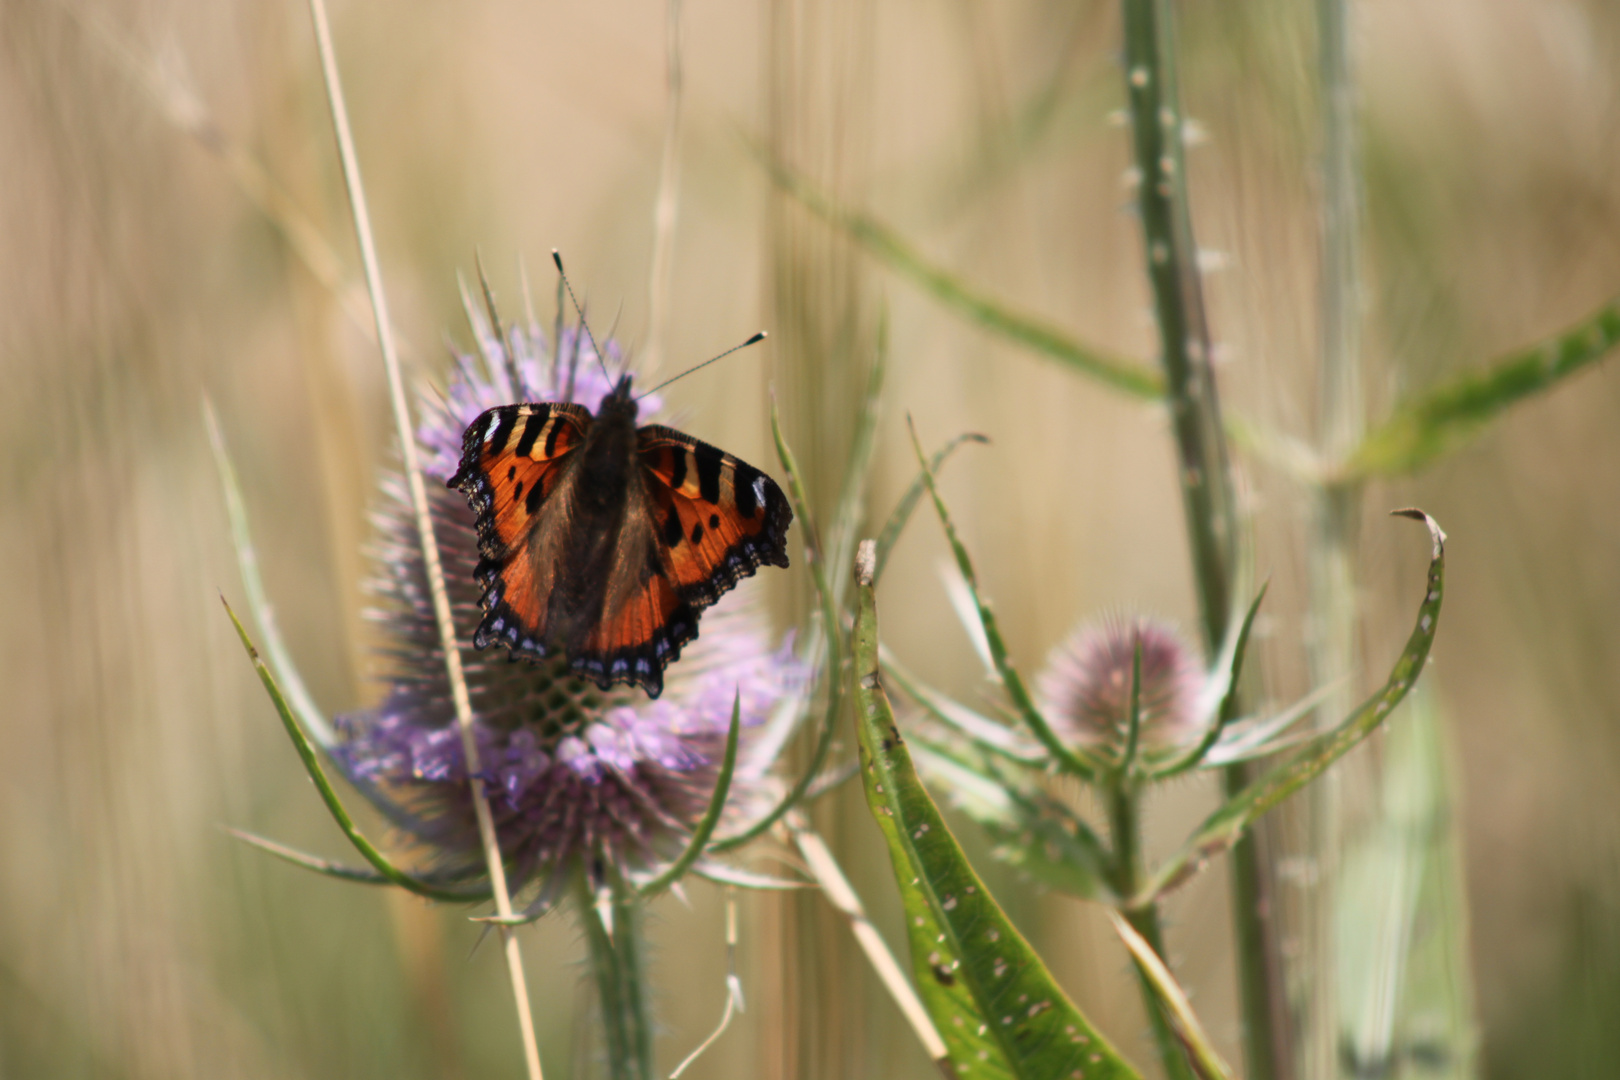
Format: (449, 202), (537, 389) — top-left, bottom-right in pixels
(447, 373), (792, 698)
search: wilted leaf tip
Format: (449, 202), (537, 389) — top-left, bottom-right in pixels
(856, 539), (877, 586)
(1390, 507), (1446, 558)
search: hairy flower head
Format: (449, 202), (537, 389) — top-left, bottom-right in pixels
(334, 314), (803, 909)
(1036, 614), (1204, 766)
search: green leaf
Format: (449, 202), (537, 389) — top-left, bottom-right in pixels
(908, 418), (1103, 782)
(880, 649), (1042, 766)
(763, 159), (1163, 400)
(827, 310), (888, 613)
(874, 432), (990, 585)
(710, 406), (842, 851)
(640, 694), (742, 896)
(1139, 510), (1448, 903)
(204, 398), (333, 747)
(222, 597), (491, 904)
(1346, 298), (1620, 477)
(1109, 913), (1234, 1080)
(912, 742), (1115, 903)
(851, 541), (1141, 1080)
(1154, 582), (1269, 779)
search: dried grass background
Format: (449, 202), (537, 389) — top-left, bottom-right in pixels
(2, 0), (1618, 1077)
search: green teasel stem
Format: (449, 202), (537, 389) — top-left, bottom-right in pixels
(1118, 1), (1284, 1077)
(1120, 0), (1235, 644)
(304, 1), (542, 1075)
(579, 876), (656, 1080)
(1109, 779), (1197, 1080)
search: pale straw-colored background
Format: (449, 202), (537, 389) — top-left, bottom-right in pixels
(3, 0), (1618, 1077)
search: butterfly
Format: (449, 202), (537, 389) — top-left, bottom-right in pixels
(447, 374), (793, 698)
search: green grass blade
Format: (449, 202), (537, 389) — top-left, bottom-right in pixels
(225, 827), (486, 892)
(827, 312), (888, 612)
(852, 540), (1141, 1080)
(908, 417), (1102, 782)
(764, 159), (1163, 400)
(1154, 583), (1269, 779)
(204, 398), (334, 747)
(225, 827), (411, 886)
(1346, 298), (1620, 477)
(222, 597), (493, 903)
(640, 694), (742, 896)
(710, 406), (841, 851)
(1109, 913), (1234, 1080)
(1139, 511), (1447, 903)
(873, 432), (990, 585)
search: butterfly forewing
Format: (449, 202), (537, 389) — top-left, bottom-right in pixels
(448, 402), (592, 652)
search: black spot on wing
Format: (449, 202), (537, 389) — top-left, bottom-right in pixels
(667, 446), (687, 491)
(662, 506), (685, 547)
(525, 478), (545, 514)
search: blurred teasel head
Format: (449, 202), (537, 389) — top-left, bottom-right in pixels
(333, 304), (805, 912)
(1036, 614), (1205, 769)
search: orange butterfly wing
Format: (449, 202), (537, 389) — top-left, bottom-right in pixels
(635, 425), (793, 603)
(565, 426), (791, 695)
(448, 397), (793, 698)
(447, 402), (591, 655)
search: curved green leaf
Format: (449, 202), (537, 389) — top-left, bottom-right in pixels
(710, 407), (841, 851)
(874, 432), (990, 585)
(1139, 510), (1448, 903)
(851, 541), (1141, 1080)
(639, 694), (742, 896)
(223, 597), (491, 903)
(909, 418), (1102, 782)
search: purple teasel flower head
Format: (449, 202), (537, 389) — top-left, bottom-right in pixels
(333, 308), (807, 911)
(1035, 614), (1205, 768)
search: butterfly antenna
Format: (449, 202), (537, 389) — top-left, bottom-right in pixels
(552, 250), (613, 385)
(639, 331), (768, 399)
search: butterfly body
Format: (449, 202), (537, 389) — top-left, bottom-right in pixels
(448, 375), (791, 697)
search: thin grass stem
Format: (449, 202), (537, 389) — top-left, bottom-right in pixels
(304, 1), (542, 1075)
(789, 816), (954, 1077)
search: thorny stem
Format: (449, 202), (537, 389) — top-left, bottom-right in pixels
(305, 2), (543, 1077)
(579, 877), (656, 1080)
(1110, 783), (1197, 1080)
(1118, 1), (1287, 1078)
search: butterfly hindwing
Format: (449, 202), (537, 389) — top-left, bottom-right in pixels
(448, 402), (592, 654)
